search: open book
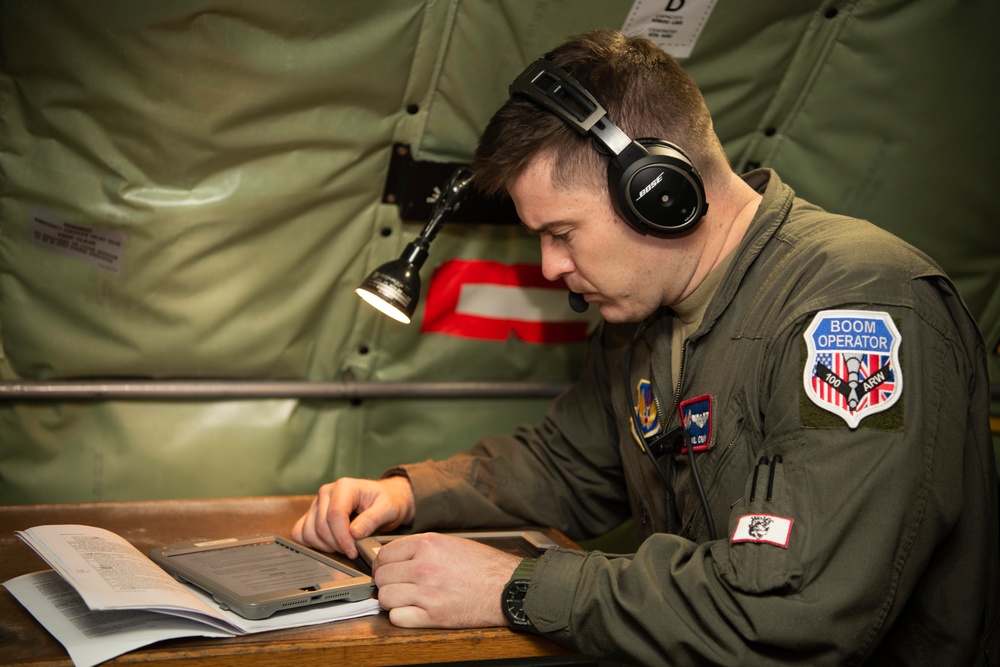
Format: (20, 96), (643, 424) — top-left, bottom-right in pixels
(4, 525), (381, 667)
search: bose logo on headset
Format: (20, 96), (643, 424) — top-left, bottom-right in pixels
(509, 58), (708, 237)
(637, 172), (665, 202)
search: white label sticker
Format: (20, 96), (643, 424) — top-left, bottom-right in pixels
(621, 0), (718, 59)
(732, 514), (793, 548)
(28, 208), (126, 273)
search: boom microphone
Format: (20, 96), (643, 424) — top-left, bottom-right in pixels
(568, 291), (589, 313)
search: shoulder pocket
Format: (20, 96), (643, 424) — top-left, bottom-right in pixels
(711, 455), (804, 594)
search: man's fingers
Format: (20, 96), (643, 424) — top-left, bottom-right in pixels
(387, 606), (435, 628)
(292, 476), (416, 557)
(322, 483), (364, 557)
(372, 536), (514, 629)
(375, 576), (422, 606)
(292, 497), (332, 552)
(371, 533), (430, 570)
(290, 498), (312, 543)
(346, 509), (383, 548)
(292, 485), (354, 554)
(376, 574), (443, 628)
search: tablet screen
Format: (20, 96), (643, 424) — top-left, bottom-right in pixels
(163, 539), (358, 595)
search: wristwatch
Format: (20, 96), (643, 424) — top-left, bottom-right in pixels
(501, 558), (536, 629)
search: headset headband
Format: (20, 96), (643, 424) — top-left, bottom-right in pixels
(509, 58), (638, 160)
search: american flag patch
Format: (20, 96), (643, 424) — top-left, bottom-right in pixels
(802, 310), (902, 429)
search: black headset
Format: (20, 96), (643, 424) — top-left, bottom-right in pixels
(510, 58), (708, 237)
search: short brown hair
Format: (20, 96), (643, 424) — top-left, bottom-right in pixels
(472, 29), (728, 199)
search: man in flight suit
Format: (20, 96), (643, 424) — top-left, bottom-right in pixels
(294, 29), (999, 665)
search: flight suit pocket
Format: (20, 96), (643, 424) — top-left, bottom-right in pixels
(711, 454), (804, 594)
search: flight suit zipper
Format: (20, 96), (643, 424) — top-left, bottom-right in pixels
(650, 343), (685, 436)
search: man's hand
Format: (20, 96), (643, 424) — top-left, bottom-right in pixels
(292, 476), (415, 558)
(372, 533), (521, 628)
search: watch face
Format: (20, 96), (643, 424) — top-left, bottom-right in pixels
(503, 581), (530, 625)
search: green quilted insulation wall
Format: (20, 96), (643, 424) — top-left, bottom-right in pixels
(1, 0), (997, 504)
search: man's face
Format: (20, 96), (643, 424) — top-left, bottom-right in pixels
(510, 154), (698, 323)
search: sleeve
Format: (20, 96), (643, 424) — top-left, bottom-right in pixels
(521, 286), (996, 665)
(393, 323), (635, 541)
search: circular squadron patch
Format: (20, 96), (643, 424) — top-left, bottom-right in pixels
(802, 310), (902, 429)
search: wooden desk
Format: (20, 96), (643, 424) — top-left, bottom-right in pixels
(0, 496), (591, 666)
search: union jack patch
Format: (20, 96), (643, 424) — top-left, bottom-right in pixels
(802, 310), (902, 429)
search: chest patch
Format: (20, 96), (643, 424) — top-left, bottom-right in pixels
(679, 394), (712, 452)
(802, 310), (902, 429)
(631, 378), (661, 446)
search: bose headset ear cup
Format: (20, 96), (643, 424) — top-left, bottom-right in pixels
(509, 58), (708, 236)
(608, 138), (708, 236)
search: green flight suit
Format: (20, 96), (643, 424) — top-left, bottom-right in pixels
(395, 170), (999, 665)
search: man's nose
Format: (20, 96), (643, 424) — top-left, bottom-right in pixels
(540, 237), (573, 282)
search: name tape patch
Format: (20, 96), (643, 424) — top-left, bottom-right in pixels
(802, 310), (902, 429)
(732, 514), (793, 548)
(679, 394), (712, 452)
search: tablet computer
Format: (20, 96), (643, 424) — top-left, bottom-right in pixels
(149, 534), (374, 619)
(355, 530), (559, 569)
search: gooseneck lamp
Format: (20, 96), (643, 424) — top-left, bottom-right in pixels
(355, 167), (474, 324)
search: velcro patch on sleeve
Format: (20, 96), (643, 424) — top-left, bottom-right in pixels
(802, 310), (902, 429)
(731, 514), (793, 548)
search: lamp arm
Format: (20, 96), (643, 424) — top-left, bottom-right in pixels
(418, 166), (474, 244)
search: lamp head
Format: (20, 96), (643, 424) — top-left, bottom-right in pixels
(355, 241), (429, 324)
(356, 167), (473, 324)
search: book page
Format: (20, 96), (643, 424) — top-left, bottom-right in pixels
(16, 524), (225, 620)
(6, 569), (382, 666)
(4, 571), (234, 667)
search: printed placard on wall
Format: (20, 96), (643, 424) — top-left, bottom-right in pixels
(28, 207), (126, 273)
(621, 0), (719, 58)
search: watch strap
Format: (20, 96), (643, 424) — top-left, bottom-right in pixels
(509, 557), (537, 583)
(502, 557), (537, 629)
